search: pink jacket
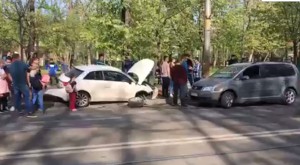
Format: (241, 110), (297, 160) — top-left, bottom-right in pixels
(161, 62), (170, 77)
(0, 70), (9, 94)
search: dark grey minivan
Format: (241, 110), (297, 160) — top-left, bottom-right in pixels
(190, 62), (299, 108)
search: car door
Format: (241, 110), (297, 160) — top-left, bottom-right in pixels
(103, 71), (136, 101)
(79, 71), (106, 102)
(237, 65), (263, 100)
(260, 64), (283, 97)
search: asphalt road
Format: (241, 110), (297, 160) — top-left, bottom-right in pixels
(1, 100), (300, 165)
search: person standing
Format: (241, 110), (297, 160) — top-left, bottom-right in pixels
(122, 56), (134, 73)
(7, 53), (36, 117)
(30, 58), (45, 113)
(171, 58), (188, 107)
(160, 56), (170, 98)
(95, 53), (108, 65)
(60, 57), (69, 74)
(181, 54), (194, 86)
(3, 56), (15, 111)
(193, 60), (202, 82)
(63, 75), (77, 112)
(46, 58), (59, 85)
(228, 55), (238, 65)
(169, 58), (175, 97)
(0, 60), (9, 112)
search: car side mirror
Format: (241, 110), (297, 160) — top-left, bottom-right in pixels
(240, 75), (250, 81)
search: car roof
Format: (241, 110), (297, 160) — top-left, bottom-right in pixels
(75, 65), (122, 72)
(252, 61), (293, 65)
(231, 62), (294, 67)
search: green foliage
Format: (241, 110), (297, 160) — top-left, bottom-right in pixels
(0, 0), (298, 64)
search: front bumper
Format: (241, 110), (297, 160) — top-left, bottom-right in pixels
(189, 89), (222, 103)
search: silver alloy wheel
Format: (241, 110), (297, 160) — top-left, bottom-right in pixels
(285, 89), (296, 104)
(225, 94), (234, 107)
(76, 92), (89, 107)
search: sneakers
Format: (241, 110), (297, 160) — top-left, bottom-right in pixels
(10, 106), (15, 112)
(26, 113), (37, 118)
(71, 109), (77, 112)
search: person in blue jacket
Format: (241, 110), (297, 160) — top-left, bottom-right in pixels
(45, 58), (59, 85)
(181, 54), (194, 86)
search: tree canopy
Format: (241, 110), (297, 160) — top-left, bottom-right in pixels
(0, 0), (299, 66)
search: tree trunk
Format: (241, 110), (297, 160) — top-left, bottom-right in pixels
(248, 49), (254, 62)
(27, 0), (35, 61)
(87, 44), (91, 65)
(121, 0), (131, 57)
(293, 39), (298, 65)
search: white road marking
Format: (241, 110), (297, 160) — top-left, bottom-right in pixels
(1, 128), (300, 160)
(27, 116), (123, 124)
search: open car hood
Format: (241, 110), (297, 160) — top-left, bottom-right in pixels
(128, 59), (154, 85)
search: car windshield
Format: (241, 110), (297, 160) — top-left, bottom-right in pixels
(211, 65), (248, 79)
(65, 68), (84, 78)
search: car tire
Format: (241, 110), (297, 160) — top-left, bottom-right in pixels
(136, 92), (148, 100)
(220, 91), (235, 109)
(283, 88), (296, 105)
(76, 91), (90, 107)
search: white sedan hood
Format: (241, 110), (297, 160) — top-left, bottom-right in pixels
(128, 59), (154, 85)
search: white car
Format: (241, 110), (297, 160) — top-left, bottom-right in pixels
(45, 59), (155, 107)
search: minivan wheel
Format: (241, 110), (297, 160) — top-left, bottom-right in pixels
(76, 91), (90, 107)
(220, 91), (235, 109)
(283, 88), (296, 105)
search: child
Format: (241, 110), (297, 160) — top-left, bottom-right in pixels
(0, 60), (9, 112)
(63, 75), (77, 112)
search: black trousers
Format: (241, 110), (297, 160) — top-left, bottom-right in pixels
(0, 95), (8, 110)
(161, 77), (170, 97)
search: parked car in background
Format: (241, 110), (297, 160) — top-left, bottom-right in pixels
(45, 59), (155, 107)
(190, 62), (299, 108)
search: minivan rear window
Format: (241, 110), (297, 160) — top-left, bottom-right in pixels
(65, 68), (84, 78)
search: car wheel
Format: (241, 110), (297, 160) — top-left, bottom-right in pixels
(76, 91), (90, 107)
(136, 92), (147, 100)
(220, 91), (235, 109)
(283, 88), (296, 105)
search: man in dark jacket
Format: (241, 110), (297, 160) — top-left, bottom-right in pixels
(171, 58), (188, 107)
(122, 56), (134, 73)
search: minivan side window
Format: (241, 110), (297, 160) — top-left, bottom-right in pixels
(261, 64), (295, 78)
(260, 64), (279, 78)
(243, 65), (260, 79)
(280, 64), (295, 77)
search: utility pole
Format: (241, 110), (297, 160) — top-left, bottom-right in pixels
(202, 0), (211, 77)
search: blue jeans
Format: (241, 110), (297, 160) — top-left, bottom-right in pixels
(32, 89), (44, 111)
(173, 82), (188, 106)
(169, 81), (174, 95)
(13, 85), (33, 113)
(188, 74), (194, 86)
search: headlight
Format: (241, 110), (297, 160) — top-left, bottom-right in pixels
(202, 86), (214, 91)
